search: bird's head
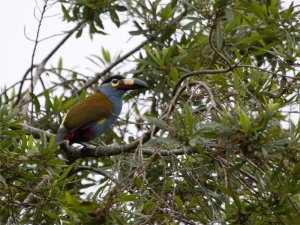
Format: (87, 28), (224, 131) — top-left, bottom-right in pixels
(99, 75), (148, 97)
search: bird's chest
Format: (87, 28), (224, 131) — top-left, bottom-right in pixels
(109, 96), (122, 116)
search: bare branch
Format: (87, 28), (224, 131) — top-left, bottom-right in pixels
(21, 122), (53, 140)
(19, 122), (200, 158)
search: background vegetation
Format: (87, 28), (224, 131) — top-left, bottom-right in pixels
(1, 0), (300, 224)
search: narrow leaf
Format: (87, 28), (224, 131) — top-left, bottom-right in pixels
(144, 114), (170, 131)
(216, 21), (223, 50)
(239, 110), (250, 131)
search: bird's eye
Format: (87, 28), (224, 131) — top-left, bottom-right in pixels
(111, 79), (119, 87)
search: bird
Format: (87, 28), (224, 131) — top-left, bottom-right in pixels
(54, 75), (148, 145)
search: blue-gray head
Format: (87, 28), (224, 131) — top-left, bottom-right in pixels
(99, 75), (148, 98)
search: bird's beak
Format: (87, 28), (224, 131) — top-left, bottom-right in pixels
(117, 78), (149, 90)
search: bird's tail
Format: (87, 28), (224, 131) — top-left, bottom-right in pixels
(54, 127), (68, 144)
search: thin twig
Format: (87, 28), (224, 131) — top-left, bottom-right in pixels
(29, 0), (49, 120)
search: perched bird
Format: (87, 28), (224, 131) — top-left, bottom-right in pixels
(54, 75), (148, 145)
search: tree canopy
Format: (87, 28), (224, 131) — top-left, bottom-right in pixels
(1, 0), (300, 224)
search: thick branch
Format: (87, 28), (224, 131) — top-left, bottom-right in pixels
(20, 122), (198, 158)
(70, 143), (198, 160)
(21, 122), (53, 140)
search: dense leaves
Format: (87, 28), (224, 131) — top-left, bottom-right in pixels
(1, 0), (300, 224)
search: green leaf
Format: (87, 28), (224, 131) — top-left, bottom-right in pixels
(53, 96), (60, 114)
(159, 3), (172, 21)
(58, 57), (63, 75)
(43, 210), (70, 221)
(216, 21), (223, 50)
(114, 5), (127, 12)
(225, 12), (242, 32)
(28, 134), (34, 150)
(170, 66), (179, 82)
(109, 10), (120, 27)
(76, 28), (83, 38)
(184, 104), (194, 135)
(144, 114), (170, 131)
(239, 109), (250, 131)
(174, 195), (184, 209)
(63, 98), (78, 110)
(58, 164), (74, 182)
(142, 200), (155, 213)
(0, 174), (7, 186)
(32, 94), (41, 113)
(94, 16), (104, 29)
(239, 32), (264, 45)
(65, 191), (80, 206)
(270, 139), (290, 146)
(134, 177), (143, 188)
(44, 91), (52, 112)
(269, 0), (279, 18)
(61, 4), (71, 21)
(101, 47), (111, 63)
(114, 194), (136, 203)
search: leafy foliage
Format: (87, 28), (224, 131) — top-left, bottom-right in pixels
(1, 0), (300, 224)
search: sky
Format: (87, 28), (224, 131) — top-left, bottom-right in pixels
(0, 0), (144, 89)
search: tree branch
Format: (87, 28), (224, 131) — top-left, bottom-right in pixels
(20, 122), (200, 159)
